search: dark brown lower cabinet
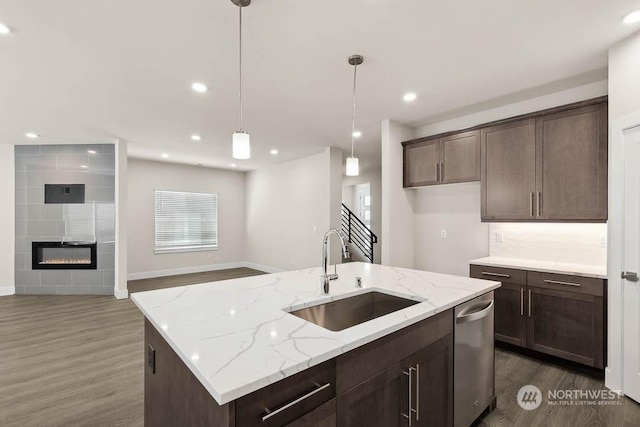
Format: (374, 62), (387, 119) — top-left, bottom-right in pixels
(144, 311), (455, 427)
(336, 334), (454, 427)
(493, 283), (527, 347)
(336, 361), (406, 427)
(527, 286), (604, 368)
(470, 265), (605, 369)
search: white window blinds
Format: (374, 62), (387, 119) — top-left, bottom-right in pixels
(154, 190), (218, 252)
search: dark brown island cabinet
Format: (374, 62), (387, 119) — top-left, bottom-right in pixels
(470, 265), (605, 369)
(403, 97), (608, 223)
(144, 310), (456, 427)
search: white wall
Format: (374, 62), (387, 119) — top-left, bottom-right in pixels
(606, 29), (640, 393)
(245, 147), (342, 272)
(0, 144), (15, 296)
(413, 182), (489, 276)
(381, 120), (416, 268)
(343, 169), (382, 264)
(114, 140), (128, 298)
(127, 158), (246, 279)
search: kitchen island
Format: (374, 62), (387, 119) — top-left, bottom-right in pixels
(132, 262), (500, 426)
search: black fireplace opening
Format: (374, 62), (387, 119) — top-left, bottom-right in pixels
(32, 242), (97, 270)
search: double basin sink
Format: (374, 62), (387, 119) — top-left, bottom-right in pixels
(288, 291), (420, 331)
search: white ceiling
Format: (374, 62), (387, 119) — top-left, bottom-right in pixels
(1, 0), (639, 172)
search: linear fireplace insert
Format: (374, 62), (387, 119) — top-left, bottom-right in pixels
(32, 242), (97, 270)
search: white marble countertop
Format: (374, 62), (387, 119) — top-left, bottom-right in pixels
(131, 262), (499, 405)
(469, 256), (607, 279)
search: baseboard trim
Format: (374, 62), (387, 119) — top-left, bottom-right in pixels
(114, 288), (129, 299)
(243, 262), (283, 274)
(0, 286), (15, 296)
(127, 262), (247, 281)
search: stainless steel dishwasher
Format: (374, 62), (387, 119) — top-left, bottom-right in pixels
(454, 291), (496, 427)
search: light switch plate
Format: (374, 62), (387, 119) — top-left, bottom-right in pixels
(440, 230), (447, 239)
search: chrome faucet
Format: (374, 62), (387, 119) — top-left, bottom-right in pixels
(321, 228), (350, 295)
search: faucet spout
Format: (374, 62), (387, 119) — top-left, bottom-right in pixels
(321, 228), (350, 295)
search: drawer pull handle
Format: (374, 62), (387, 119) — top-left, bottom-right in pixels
(520, 288), (524, 316)
(402, 367), (417, 426)
(543, 279), (581, 287)
(481, 272), (510, 278)
(262, 382), (331, 422)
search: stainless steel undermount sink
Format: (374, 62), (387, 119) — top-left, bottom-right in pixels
(288, 291), (419, 331)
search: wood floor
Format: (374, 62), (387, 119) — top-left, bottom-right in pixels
(1, 267), (639, 427)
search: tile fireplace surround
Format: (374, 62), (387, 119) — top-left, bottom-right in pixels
(14, 144), (115, 295)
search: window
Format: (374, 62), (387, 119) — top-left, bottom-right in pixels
(154, 190), (218, 253)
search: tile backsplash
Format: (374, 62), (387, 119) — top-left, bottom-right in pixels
(489, 223), (607, 266)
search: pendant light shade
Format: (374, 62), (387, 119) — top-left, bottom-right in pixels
(232, 0), (251, 159)
(346, 55), (364, 176)
(346, 156), (359, 176)
(232, 131), (251, 159)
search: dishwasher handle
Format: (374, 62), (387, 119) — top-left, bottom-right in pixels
(456, 300), (494, 324)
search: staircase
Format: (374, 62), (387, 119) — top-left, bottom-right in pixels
(341, 203), (378, 263)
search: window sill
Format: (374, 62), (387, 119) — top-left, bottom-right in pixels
(154, 246), (219, 254)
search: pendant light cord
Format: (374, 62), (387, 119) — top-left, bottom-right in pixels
(239, 4), (243, 132)
(350, 62), (358, 158)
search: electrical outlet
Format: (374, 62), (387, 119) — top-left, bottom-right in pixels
(147, 344), (156, 374)
(440, 230), (447, 239)
(496, 232), (504, 243)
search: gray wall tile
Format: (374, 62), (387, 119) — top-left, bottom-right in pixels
(25, 286), (56, 295)
(26, 188), (43, 204)
(72, 270), (104, 287)
(40, 204), (63, 220)
(57, 154), (89, 171)
(15, 145), (40, 155)
(40, 270), (73, 286)
(40, 145), (73, 155)
(25, 155), (57, 171)
(87, 286), (113, 296)
(15, 269), (40, 286)
(27, 221), (63, 237)
(15, 172), (27, 188)
(89, 154), (115, 172)
(97, 254), (114, 269)
(57, 286), (89, 295)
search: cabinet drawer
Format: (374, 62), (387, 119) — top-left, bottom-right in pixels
(470, 265), (526, 285)
(336, 309), (452, 395)
(236, 360), (336, 427)
(527, 271), (604, 297)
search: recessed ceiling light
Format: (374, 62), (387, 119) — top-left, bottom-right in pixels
(0, 23), (10, 34)
(191, 82), (207, 93)
(403, 93), (417, 102)
(25, 132), (39, 139)
(623, 10), (640, 24)
(80, 165), (88, 169)
(161, 153), (169, 159)
(230, 163), (237, 167)
(191, 134), (201, 141)
(352, 131), (362, 138)
(87, 150), (96, 154)
(270, 149), (278, 155)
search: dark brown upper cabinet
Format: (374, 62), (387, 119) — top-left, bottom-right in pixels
(481, 119), (536, 221)
(535, 103), (608, 221)
(403, 130), (480, 187)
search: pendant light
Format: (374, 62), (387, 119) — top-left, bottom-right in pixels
(346, 55), (363, 176)
(231, 0), (251, 159)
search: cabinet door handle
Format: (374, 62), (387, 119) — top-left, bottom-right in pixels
(440, 162), (444, 182)
(543, 279), (581, 287)
(261, 382), (331, 422)
(528, 289), (532, 317)
(520, 288), (524, 316)
(530, 192), (534, 217)
(481, 271), (510, 278)
(537, 192), (542, 216)
(435, 163), (439, 183)
(402, 367), (416, 426)
(415, 364), (420, 421)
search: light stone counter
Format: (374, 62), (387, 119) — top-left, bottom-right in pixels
(470, 256), (607, 279)
(131, 262), (499, 405)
